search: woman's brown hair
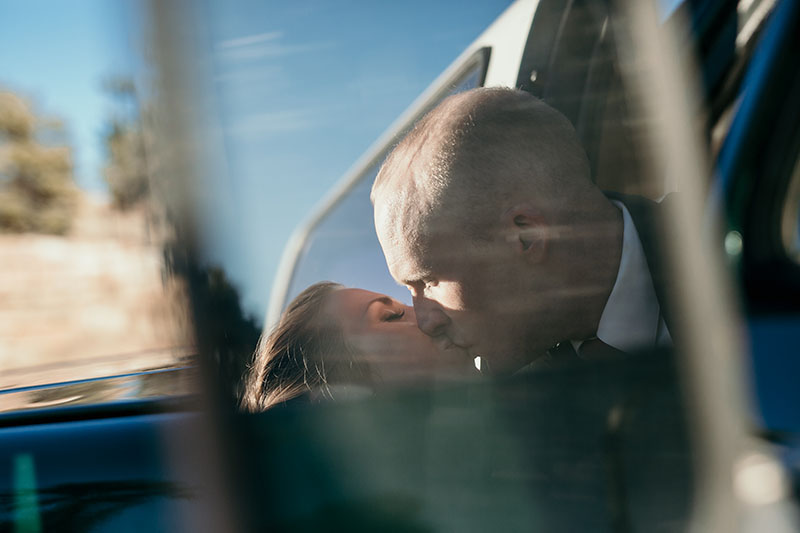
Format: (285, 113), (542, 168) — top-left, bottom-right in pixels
(240, 282), (368, 411)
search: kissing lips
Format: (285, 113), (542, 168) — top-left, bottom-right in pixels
(435, 338), (455, 351)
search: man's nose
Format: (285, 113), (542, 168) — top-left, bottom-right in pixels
(412, 295), (450, 337)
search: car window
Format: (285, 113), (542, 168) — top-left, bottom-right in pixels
(179, 1), (710, 530)
(204, 0), (796, 529)
(281, 52), (489, 312)
(0, 3), (197, 409)
(6, 1), (799, 532)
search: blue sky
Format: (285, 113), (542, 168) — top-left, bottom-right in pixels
(0, 1), (513, 320)
(0, 0), (139, 192)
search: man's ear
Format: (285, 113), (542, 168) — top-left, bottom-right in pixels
(503, 205), (547, 262)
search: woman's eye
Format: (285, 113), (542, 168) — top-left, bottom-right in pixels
(383, 309), (405, 322)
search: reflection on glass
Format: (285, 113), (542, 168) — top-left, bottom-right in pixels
(0, 366), (196, 414)
(283, 58), (487, 310)
(0, 3), (196, 407)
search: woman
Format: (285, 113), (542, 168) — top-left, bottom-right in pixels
(241, 282), (473, 411)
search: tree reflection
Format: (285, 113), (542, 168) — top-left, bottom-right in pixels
(0, 91), (76, 235)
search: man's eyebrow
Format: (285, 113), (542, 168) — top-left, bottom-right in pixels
(362, 296), (394, 318)
(396, 268), (433, 288)
(398, 277), (423, 288)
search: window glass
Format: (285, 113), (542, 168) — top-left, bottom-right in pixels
(10, 1), (780, 532)
(284, 56), (487, 310)
(72, 0), (796, 531)
(220, 2), (707, 529)
(0, 2), (196, 405)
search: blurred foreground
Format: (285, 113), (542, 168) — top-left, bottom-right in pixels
(0, 191), (193, 392)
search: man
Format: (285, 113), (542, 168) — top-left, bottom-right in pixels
(371, 87), (672, 375)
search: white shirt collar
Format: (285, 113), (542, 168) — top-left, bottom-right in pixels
(589, 200), (663, 353)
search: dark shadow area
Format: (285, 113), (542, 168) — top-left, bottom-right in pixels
(229, 348), (693, 533)
(0, 480), (195, 533)
(163, 242), (261, 403)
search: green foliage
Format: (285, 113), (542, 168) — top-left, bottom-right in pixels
(0, 92), (34, 139)
(103, 119), (150, 209)
(0, 91), (76, 234)
(102, 77), (152, 210)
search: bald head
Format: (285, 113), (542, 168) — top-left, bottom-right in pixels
(372, 88), (594, 243)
